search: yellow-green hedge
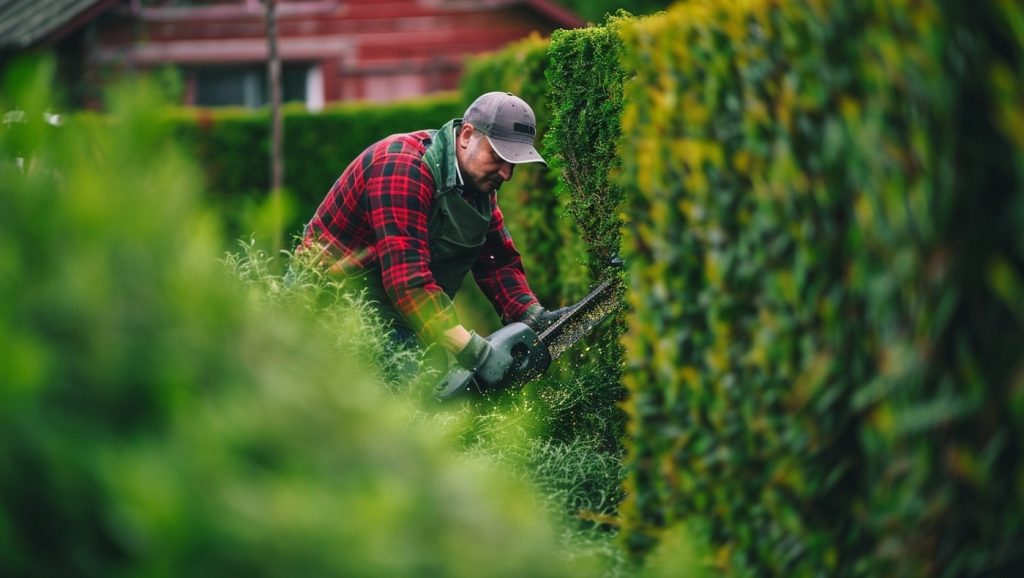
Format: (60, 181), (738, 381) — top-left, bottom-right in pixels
(619, 1), (1024, 576)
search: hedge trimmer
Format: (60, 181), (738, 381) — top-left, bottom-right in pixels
(434, 271), (622, 401)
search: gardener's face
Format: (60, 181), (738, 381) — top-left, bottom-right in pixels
(457, 123), (514, 194)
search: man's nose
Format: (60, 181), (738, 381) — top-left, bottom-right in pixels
(498, 162), (514, 181)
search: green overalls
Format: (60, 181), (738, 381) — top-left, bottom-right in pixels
(356, 120), (490, 341)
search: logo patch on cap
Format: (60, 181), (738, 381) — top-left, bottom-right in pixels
(513, 122), (536, 136)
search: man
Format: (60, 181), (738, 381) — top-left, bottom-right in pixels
(299, 92), (569, 388)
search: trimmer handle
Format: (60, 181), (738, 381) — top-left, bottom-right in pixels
(433, 322), (552, 401)
(433, 365), (475, 401)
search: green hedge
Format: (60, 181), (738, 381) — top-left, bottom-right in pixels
(0, 59), (598, 577)
(548, 14), (631, 278)
(619, 1), (1024, 576)
(542, 15), (633, 453)
(167, 93), (463, 240)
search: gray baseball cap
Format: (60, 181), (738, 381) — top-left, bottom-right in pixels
(463, 91), (547, 165)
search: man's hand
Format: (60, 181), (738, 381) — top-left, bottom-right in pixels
(517, 303), (574, 333)
(454, 331), (514, 389)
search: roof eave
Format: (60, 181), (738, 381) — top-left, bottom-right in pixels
(521, 0), (585, 29)
(33, 0), (121, 50)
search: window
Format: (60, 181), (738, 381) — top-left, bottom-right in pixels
(192, 63), (312, 108)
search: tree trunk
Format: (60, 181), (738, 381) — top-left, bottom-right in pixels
(265, 0), (284, 253)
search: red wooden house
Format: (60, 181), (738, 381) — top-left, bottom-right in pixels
(0, 0), (583, 108)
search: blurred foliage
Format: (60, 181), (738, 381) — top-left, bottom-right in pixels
(618, 0), (1024, 576)
(638, 520), (718, 578)
(0, 55), (602, 578)
(226, 239), (635, 575)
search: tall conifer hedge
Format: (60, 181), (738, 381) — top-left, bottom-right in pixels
(619, 1), (1024, 576)
(460, 34), (589, 308)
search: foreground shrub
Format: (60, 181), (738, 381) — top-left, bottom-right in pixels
(0, 57), (597, 577)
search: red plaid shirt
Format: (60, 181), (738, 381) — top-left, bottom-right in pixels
(301, 122), (538, 339)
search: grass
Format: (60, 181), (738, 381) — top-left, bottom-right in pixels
(224, 239), (634, 574)
(224, 238), (428, 392)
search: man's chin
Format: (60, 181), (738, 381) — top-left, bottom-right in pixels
(471, 182), (498, 194)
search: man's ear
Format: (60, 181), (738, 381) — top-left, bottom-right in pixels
(458, 122), (475, 149)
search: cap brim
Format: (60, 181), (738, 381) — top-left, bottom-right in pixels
(486, 135), (547, 166)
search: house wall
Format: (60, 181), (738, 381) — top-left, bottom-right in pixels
(85, 0), (577, 106)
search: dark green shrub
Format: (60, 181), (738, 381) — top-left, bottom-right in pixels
(166, 93), (463, 242)
(548, 13), (631, 277)
(618, 1), (1024, 576)
(0, 57), (598, 578)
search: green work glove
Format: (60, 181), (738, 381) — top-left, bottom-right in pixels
(517, 303), (574, 333)
(454, 331), (514, 389)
